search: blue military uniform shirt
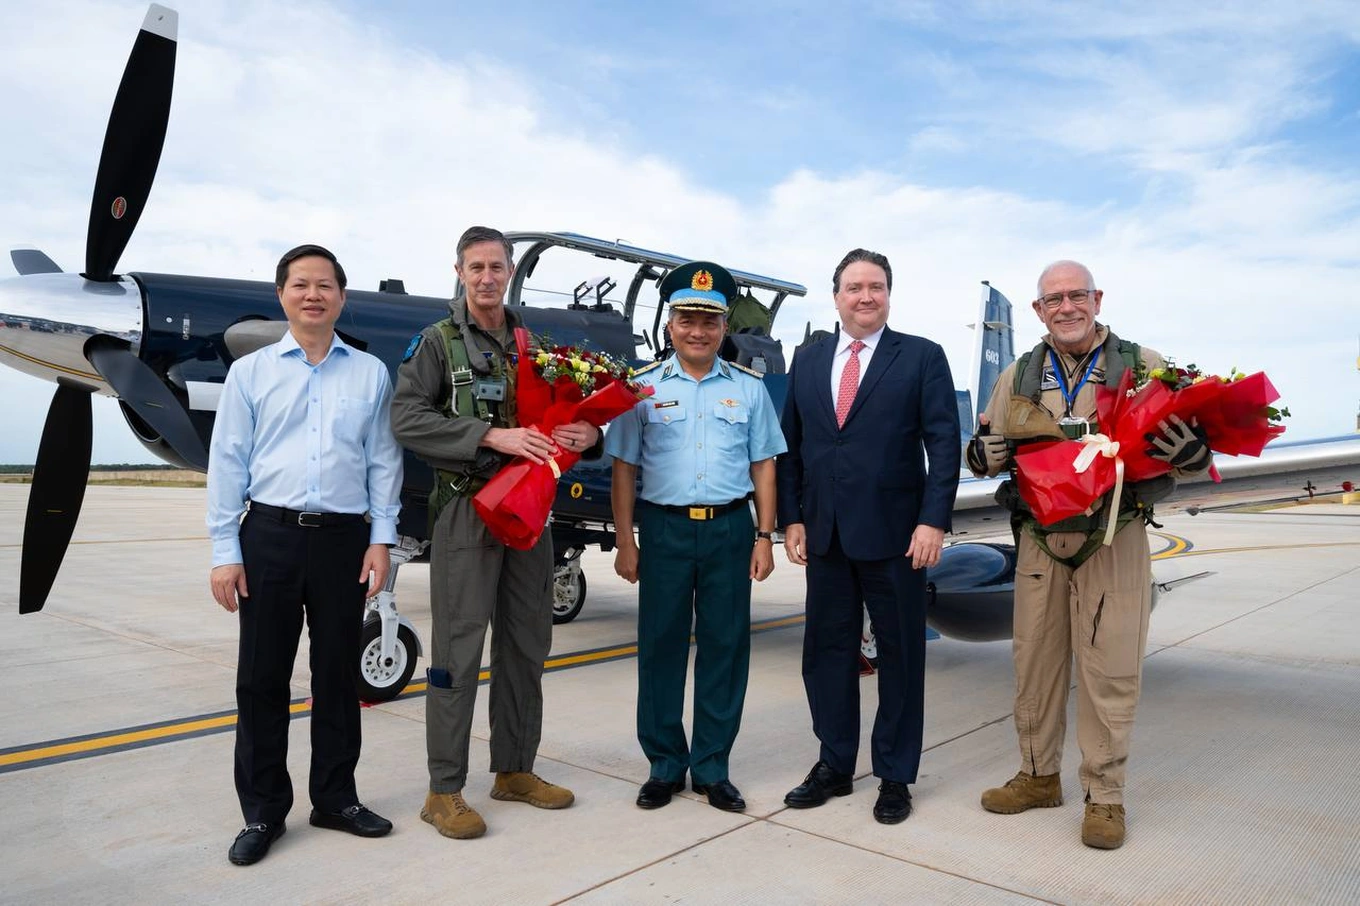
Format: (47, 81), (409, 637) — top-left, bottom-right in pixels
(605, 355), (786, 506)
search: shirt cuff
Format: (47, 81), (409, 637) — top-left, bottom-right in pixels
(212, 537), (243, 567)
(369, 518), (398, 547)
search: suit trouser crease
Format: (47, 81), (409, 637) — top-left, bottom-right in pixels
(426, 495), (553, 793)
(804, 532), (927, 783)
(1012, 522), (1151, 804)
(637, 504), (753, 785)
(235, 514), (367, 824)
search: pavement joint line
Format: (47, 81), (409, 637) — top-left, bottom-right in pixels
(0, 536), (209, 549)
(1153, 562), (1360, 656)
(757, 817), (1063, 904)
(0, 612), (810, 774)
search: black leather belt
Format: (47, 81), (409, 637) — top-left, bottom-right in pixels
(643, 499), (747, 521)
(249, 502), (367, 528)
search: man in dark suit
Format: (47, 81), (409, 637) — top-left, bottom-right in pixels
(777, 248), (960, 824)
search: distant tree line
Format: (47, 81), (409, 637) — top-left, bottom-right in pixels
(0, 463), (185, 473)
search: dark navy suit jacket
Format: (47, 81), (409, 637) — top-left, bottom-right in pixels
(777, 326), (961, 560)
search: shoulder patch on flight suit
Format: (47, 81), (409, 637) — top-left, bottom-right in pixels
(401, 333), (422, 362)
(728, 361), (764, 379)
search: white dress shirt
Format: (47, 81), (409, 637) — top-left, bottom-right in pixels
(829, 325), (886, 404)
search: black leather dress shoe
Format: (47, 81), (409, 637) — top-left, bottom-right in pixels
(309, 804), (393, 838)
(784, 760), (854, 808)
(636, 777), (686, 809)
(873, 780), (913, 825)
(228, 821), (285, 865)
(692, 779), (746, 812)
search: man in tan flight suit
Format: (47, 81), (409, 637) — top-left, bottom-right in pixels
(967, 260), (1212, 849)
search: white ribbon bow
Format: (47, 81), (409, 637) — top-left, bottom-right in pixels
(1072, 433), (1124, 547)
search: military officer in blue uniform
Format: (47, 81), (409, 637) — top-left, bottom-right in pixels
(607, 261), (786, 813)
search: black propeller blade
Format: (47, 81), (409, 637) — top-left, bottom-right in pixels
(20, 385), (94, 613)
(10, 248), (63, 275)
(84, 4), (177, 282)
(86, 339), (208, 470)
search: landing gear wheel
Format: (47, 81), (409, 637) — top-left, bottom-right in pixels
(552, 564), (586, 624)
(356, 618), (417, 703)
(861, 610), (879, 669)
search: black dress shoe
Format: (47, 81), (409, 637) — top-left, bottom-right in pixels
(873, 780), (913, 825)
(309, 804), (393, 838)
(636, 777), (686, 809)
(228, 821), (285, 865)
(784, 760), (853, 808)
(692, 779), (746, 812)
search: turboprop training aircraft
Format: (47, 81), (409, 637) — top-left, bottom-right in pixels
(4, 5), (1358, 702)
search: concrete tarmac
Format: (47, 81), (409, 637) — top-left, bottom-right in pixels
(1, 485), (1357, 904)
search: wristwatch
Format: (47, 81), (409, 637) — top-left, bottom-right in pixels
(755, 531), (774, 541)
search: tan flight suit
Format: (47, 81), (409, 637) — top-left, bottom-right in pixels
(978, 325), (1168, 805)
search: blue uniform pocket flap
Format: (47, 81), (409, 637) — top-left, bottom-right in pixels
(647, 406), (687, 425)
(713, 402), (748, 425)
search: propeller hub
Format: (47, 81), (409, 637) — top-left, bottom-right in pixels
(0, 273), (142, 393)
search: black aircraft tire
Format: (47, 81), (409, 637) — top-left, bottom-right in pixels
(356, 619), (418, 704)
(552, 567), (586, 625)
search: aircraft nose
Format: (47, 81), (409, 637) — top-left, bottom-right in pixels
(0, 272), (143, 393)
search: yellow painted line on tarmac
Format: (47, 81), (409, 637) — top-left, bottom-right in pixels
(0, 614), (806, 774)
(1167, 541), (1360, 558)
(1150, 531), (1192, 560)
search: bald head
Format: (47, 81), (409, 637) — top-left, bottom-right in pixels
(1036, 260), (1095, 298)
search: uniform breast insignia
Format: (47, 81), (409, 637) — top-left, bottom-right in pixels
(654, 399), (680, 409)
(401, 333), (422, 362)
(718, 398), (739, 407)
(728, 361), (764, 379)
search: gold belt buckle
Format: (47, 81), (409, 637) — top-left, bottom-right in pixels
(688, 506), (711, 521)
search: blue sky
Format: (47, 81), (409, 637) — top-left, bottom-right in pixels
(1, 0), (1358, 462)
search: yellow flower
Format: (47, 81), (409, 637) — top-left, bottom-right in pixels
(592, 364), (606, 373)
(536, 352), (549, 365)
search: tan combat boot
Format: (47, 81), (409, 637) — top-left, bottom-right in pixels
(421, 791), (487, 839)
(1082, 802), (1126, 849)
(980, 771), (1063, 814)
(491, 771), (575, 809)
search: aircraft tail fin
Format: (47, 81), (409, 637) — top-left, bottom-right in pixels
(968, 281), (1015, 427)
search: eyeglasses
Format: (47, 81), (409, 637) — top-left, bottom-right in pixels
(1037, 289), (1095, 310)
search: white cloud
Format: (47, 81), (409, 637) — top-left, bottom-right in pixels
(0, 0), (1357, 470)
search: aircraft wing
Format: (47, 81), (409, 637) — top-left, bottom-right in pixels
(946, 435), (1360, 539)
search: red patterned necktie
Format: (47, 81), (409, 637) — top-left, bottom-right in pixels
(835, 339), (865, 427)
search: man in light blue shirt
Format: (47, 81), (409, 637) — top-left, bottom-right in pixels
(607, 261), (785, 813)
(207, 244), (402, 866)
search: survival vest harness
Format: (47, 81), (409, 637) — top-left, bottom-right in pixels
(999, 332), (1173, 567)
(426, 317), (517, 528)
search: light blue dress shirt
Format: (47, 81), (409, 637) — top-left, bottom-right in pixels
(207, 331), (403, 566)
(605, 355), (786, 506)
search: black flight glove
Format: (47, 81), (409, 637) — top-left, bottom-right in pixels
(1146, 414), (1211, 471)
(965, 415), (1013, 477)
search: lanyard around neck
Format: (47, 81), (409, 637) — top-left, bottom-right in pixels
(1049, 348), (1099, 413)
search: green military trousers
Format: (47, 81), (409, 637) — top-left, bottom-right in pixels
(636, 502), (754, 786)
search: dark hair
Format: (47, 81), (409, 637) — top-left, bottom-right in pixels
(275, 244), (347, 290)
(832, 248), (892, 294)
(456, 225), (514, 266)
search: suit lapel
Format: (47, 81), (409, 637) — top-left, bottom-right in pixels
(812, 338), (838, 426)
(844, 329), (901, 426)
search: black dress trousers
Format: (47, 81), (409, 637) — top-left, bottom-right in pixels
(233, 510), (369, 824)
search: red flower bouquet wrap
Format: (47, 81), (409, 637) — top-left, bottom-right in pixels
(472, 328), (653, 550)
(1015, 366), (1286, 532)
